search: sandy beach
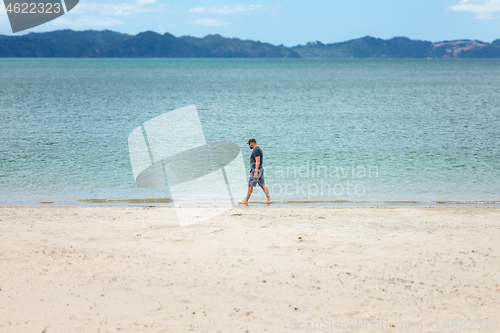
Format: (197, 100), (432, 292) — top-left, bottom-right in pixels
(0, 206), (499, 332)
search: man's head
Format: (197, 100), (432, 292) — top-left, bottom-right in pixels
(247, 138), (257, 149)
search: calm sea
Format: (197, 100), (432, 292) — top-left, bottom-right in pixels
(0, 58), (499, 205)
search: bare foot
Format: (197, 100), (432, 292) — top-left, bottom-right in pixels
(266, 200), (272, 204)
(238, 201), (248, 204)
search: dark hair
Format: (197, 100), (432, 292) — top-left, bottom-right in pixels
(247, 138), (256, 144)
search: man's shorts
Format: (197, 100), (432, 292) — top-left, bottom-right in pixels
(248, 169), (265, 187)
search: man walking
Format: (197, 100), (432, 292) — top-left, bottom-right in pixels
(239, 138), (272, 204)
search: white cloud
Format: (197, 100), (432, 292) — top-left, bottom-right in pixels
(0, 3), (7, 17)
(189, 4), (266, 16)
(71, 2), (159, 17)
(0, 4), (11, 27)
(45, 1), (166, 29)
(51, 17), (123, 28)
(449, 0), (500, 19)
(190, 18), (229, 27)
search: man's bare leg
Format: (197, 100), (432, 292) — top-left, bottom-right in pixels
(238, 186), (253, 204)
(260, 185), (272, 203)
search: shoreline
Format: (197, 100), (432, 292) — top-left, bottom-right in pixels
(1, 199), (500, 207)
(1, 206), (499, 332)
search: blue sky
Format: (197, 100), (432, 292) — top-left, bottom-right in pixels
(1, 0), (500, 45)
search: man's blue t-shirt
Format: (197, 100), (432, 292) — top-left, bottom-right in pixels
(250, 146), (263, 171)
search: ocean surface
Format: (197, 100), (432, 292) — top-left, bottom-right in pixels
(0, 58), (499, 205)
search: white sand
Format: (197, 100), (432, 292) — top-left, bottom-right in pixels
(0, 206), (499, 332)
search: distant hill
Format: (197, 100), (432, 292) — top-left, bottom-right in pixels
(0, 30), (499, 58)
(179, 34), (297, 58)
(0, 29), (299, 58)
(293, 37), (433, 58)
(292, 36), (500, 59)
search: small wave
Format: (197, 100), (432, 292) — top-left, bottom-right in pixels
(79, 198), (173, 203)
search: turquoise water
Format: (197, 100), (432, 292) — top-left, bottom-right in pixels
(0, 58), (499, 205)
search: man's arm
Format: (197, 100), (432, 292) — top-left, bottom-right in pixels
(254, 156), (260, 177)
